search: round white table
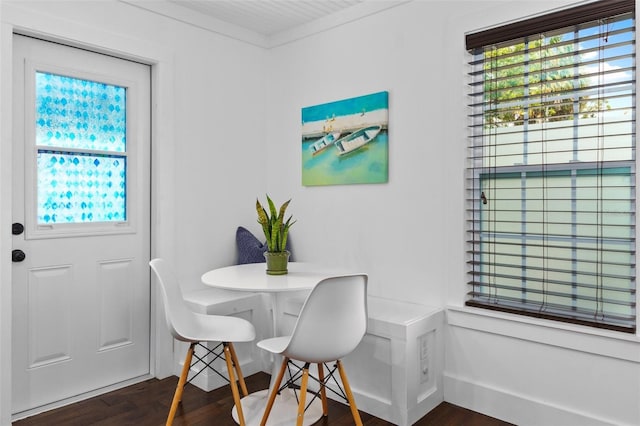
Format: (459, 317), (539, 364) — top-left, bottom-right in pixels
(201, 262), (357, 426)
(201, 261), (355, 293)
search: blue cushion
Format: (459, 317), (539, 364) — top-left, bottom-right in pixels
(236, 226), (293, 265)
(236, 226), (267, 264)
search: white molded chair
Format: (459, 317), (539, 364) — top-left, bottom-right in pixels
(149, 258), (256, 426)
(257, 274), (368, 426)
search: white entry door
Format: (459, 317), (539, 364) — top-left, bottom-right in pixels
(11, 35), (151, 415)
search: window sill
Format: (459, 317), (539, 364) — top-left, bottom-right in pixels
(446, 304), (640, 363)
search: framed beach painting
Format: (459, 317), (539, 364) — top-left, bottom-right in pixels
(301, 91), (389, 186)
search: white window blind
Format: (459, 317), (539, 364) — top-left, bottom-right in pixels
(466, 0), (636, 332)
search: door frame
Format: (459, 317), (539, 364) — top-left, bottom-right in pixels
(0, 5), (177, 423)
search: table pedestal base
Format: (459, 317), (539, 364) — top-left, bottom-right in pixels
(231, 388), (323, 426)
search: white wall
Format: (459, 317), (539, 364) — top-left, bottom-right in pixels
(265, 1), (454, 304)
(266, 1), (640, 425)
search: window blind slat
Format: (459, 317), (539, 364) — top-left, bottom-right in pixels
(466, 238), (636, 254)
(467, 255), (635, 268)
(468, 266), (636, 283)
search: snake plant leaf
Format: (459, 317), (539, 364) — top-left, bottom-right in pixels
(267, 195), (277, 222)
(256, 199), (268, 224)
(281, 216), (296, 251)
(278, 199), (291, 221)
(272, 209), (285, 250)
(281, 227), (289, 251)
(256, 199), (271, 241)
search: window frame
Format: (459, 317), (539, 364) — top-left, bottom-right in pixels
(465, 0), (637, 333)
(24, 60), (139, 239)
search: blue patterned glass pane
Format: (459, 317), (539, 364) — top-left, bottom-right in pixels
(35, 72), (126, 152)
(37, 150), (126, 224)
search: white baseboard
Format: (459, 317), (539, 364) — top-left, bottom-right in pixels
(443, 373), (622, 426)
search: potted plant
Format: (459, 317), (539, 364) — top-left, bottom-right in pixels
(256, 195), (296, 275)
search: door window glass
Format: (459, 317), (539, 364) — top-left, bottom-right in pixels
(35, 71), (127, 224)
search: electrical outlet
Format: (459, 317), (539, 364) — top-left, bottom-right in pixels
(419, 333), (429, 383)
(420, 334), (428, 359)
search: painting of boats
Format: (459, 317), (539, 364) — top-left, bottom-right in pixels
(301, 91), (388, 186)
(334, 125), (382, 156)
(309, 131), (341, 155)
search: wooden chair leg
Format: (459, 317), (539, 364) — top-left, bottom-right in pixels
(224, 344), (246, 426)
(317, 363), (329, 416)
(227, 342), (249, 396)
(167, 343), (195, 426)
(296, 364), (310, 426)
(260, 357), (289, 426)
(336, 360), (363, 426)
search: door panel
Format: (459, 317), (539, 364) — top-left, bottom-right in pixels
(98, 258), (136, 350)
(28, 265), (72, 367)
(12, 35), (151, 414)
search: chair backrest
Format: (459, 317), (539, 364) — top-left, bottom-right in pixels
(283, 274), (368, 363)
(149, 258), (198, 342)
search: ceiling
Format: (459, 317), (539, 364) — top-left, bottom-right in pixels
(165, 0), (364, 37)
(122, 0), (407, 48)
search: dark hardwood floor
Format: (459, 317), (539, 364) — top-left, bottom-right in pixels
(13, 372), (514, 425)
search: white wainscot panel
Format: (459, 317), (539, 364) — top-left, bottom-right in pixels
(28, 265), (73, 367)
(98, 259), (134, 351)
(445, 307), (640, 426)
(344, 333), (392, 403)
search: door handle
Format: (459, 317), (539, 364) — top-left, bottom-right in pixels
(12, 222), (24, 235)
(12, 249), (26, 262)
